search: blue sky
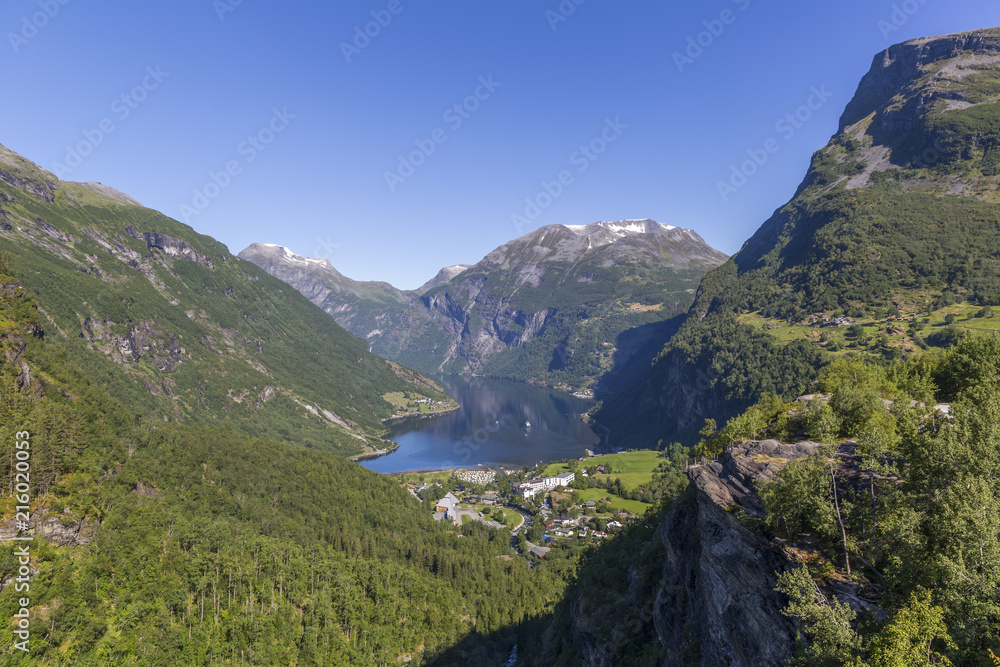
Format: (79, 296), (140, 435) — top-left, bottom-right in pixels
(1, 1), (996, 289)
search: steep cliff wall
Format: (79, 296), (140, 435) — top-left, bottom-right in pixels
(652, 441), (821, 666)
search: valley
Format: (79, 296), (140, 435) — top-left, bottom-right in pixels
(1, 18), (1000, 667)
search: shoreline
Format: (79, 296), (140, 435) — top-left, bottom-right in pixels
(385, 464), (519, 476)
(350, 441), (400, 462)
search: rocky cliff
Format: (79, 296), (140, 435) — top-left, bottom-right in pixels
(549, 440), (825, 666)
(652, 441), (820, 666)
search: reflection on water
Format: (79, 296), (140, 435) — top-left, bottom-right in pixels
(360, 375), (600, 473)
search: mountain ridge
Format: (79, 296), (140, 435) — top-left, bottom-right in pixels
(0, 141), (454, 457)
(240, 218), (727, 393)
(595, 26), (1000, 449)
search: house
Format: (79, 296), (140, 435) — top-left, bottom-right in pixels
(482, 495), (497, 506)
(435, 492), (460, 520)
(530, 545), (550, 558)
(467, 495), (480, 504)
(584, 500), (596, 508)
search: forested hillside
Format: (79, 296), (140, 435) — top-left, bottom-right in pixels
(0, 263), (560, 664)
(0, 144), (453, 457)
(521, 333), (1000, 666)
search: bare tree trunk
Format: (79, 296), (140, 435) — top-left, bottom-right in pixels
(830, 461), (851, 576)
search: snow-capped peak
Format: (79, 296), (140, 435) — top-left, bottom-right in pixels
(602, 220), (676, 234)
(563, 219), (677, 237)
(255, 244), (331, 268)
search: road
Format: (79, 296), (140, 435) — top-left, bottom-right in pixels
(508, 505), (534, 549)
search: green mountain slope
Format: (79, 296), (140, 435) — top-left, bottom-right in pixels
(0, 271), (556, 664)
(241, 219), (727, 394)
(0, 144), (453, 457)
(595, 27), (1000, 449)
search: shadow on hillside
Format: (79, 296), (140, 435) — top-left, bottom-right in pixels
(424, 500), (677, 666)
(595, 313), (687, 398)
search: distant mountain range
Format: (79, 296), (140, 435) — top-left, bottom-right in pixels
(0, 143), (453, 457)
(240, 219), (727, 393)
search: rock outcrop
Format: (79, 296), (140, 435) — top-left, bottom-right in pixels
(652, 441), (822, 666)
(840, 28), (1000, 131)
(554, 440), (825, 666)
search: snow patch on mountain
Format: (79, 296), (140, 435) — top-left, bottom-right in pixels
(267, 245), (331, 268)
(564, 219), (678, 236)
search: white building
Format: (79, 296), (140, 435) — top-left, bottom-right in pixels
(514, 471), (576, 498)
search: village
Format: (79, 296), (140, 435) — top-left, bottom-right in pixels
(397, 451), (664, 560)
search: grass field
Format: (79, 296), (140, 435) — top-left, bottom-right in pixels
(587, 472), (654, 491)
(382, 391), (457, 415)
(494, 506), (521, 529)
(464, 505), (519, 529)
(573, 488), (651, 514)
(739, 297), (1000, 359)
(396, 470), (454, 486)
(542, 450), (662, 490)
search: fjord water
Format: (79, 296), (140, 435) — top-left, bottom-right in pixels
(361, 375), (600, 473)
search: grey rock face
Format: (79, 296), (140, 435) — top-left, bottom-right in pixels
(840, 28), (1000, 131)
(651, 441), (822, 667)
